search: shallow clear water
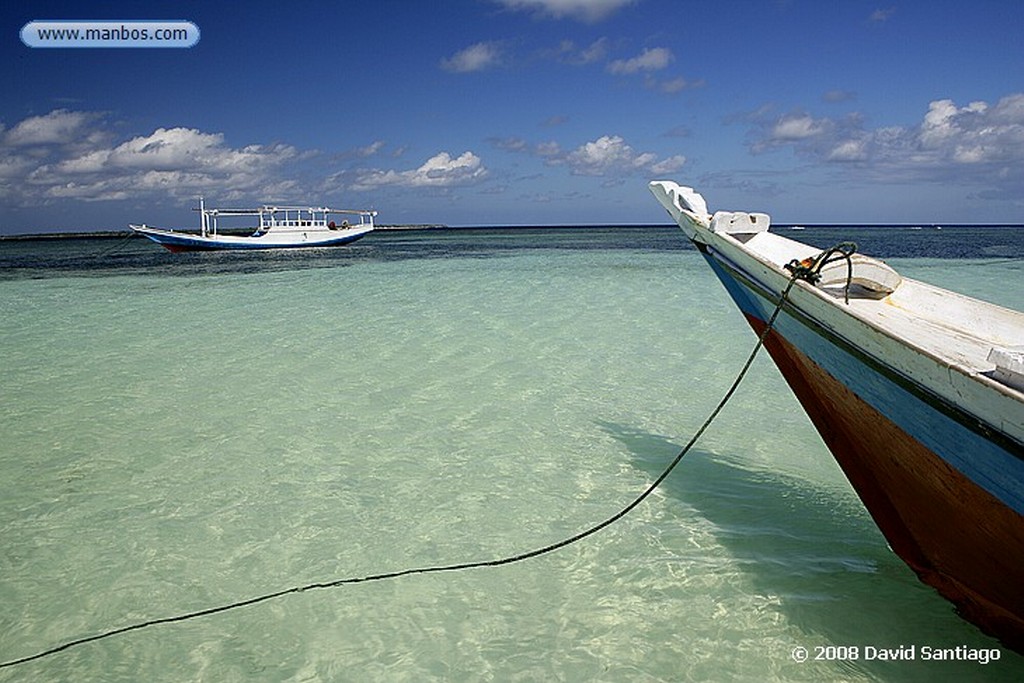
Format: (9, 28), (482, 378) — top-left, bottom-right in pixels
(1, 227), (1023, 681)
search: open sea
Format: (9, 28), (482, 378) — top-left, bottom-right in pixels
(2, 225), (1023, 682)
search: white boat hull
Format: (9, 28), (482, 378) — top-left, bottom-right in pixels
(130, 223), (374, 252)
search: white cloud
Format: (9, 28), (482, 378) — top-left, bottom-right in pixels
(61, 128), (250, 173)
(495, 0), (635, 23)
(3, 109), (101, 146)
(535, 141), (562, 158)
(869, 7), (896, 22)
(1, 110), (301, 203)
(350, 151), (488, 190)
(554, 37), (610, 65)
(607, 47), (673, 75)
(563, 134), (685, 176)
(917, 96), (1024, 168)
(771, 113), (829, 141)
(647, 74), (704, 95)
(490, 136), (530, 153)
(650, 155), (688, 175)
(919, 99), (989, 149)
(605, 47), (697, 95)
(566, 135), (630, 172)
(827, 139), (868, 161)
(441, 42), (503, 73)
(491, 133), (684, 177)
(577, 37), (610, 64)
(357, 140), (385, 157)
(657, 77), (691, 94)
(489, 136), (563, 158)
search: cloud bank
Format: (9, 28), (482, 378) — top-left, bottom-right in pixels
(349, 151), (489, 190)
(4, 93), (1020, 220)
(747, 93), (1024, 195)
(1, 110), (301, 203)
(0, 111), (490, 206)
(491, 133), (685, 178)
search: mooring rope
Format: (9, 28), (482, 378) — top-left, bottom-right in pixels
(1, 265), (808, 670)
(785, 241), (858, 304)
(92, 230), (138, 259)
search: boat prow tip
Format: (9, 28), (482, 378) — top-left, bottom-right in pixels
(648, 179), (711, 229)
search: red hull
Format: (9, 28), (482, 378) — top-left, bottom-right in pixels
(162, 243), (194, 253)
(748, 314), (1024, 650)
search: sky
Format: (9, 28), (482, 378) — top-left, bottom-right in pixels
(2, 0), (1023, 233)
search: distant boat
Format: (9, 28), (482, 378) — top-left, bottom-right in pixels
(649, 180), (1024, 650)
(131, 199), (376, 252)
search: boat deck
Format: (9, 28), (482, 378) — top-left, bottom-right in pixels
(874, 279), (1022, 372)
(728, 229), (1024, 417)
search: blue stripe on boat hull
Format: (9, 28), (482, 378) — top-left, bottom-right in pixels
(138, 230), (371, 252)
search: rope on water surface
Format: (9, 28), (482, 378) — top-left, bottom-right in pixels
(92, 230), (138, 259)
(1, 262), (809, 669)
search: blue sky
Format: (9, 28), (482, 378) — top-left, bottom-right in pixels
(2, 0), (1023, 233)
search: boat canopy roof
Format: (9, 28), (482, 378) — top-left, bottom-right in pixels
(199, 205), (376, 216)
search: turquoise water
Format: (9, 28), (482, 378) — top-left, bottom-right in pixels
(1, 228), (1023, 681)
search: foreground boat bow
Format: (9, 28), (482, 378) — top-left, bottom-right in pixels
(650, 180), (1024, 650)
